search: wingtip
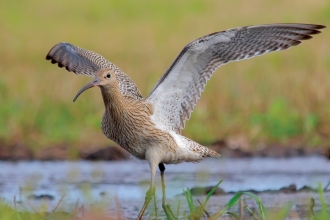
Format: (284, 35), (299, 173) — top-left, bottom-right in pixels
(290, 39), (302, 46)
(303, 24), (326, 30)
(300, 34), (313, 40)
(46, 42), (69, 60)
(309, 29), (322, 35)
(46, 42), (70, 68)
(315, 24), (326, 29)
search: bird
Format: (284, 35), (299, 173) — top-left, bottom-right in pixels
(46, 23), (325, 219)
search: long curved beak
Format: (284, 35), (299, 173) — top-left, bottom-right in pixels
(73, 78), (101, 102)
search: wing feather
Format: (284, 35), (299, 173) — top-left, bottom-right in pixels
(46, 42), (142, 100)
(147, 23), (325, 133)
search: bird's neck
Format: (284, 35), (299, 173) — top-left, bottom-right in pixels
(100, 84), (132, 117)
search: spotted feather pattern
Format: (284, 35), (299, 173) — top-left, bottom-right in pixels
(46, 42), (143, 100)
(147, 23), (325, 133)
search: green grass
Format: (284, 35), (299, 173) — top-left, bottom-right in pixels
(1, 181), (329, 220)
(0, 200), (72, 220)
(0, 0), (329, 152)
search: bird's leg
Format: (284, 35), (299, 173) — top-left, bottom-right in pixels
(137, 186), (155, 220)
(159, 163), (177, 219)
(159, 163), (167, 206)
(137, 151), (158, 220)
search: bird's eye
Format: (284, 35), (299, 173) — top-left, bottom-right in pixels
(106, 73), (111, 78)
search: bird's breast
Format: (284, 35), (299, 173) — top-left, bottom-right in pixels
(101, 107), (176, 159)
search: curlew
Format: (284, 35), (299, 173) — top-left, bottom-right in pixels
(46, 23), (325, 219)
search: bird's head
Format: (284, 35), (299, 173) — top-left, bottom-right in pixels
(73, 69), (117, 102)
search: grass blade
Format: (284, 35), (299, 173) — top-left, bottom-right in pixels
(317, 183), (328, 220)
(212, 191), (266, 220)
(245, 206), (260, 220)
(227, 211), (239, 220)
(197, 199), (210, 218)
(176, 200), (181, 217)
(203, 179), (223, 207)
(241, 192), (266, 219)
(183, 188), (194, 213)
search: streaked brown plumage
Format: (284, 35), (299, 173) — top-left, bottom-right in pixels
(46, 23), (325, 218)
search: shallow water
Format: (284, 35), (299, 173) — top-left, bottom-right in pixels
(0, 156), (329, 218)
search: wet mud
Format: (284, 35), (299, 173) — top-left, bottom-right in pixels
(0, 157), (329, 219)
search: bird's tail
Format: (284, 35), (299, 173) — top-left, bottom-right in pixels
(177, 134), (220, 158)
(204, 147), (221, 158)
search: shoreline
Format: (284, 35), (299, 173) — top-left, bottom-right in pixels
(0, 141), (329, 161)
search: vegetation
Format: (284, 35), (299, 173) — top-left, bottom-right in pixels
(0, 181), (328, 219)
(0, 0), (329, 154)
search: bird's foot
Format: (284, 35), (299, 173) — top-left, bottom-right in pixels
(162, 200), (177, 220)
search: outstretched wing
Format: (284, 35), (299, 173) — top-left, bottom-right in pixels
(46, 42), (143, 100)
(147, 23), (325, 133)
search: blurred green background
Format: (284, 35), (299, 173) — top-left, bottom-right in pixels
(0, 0), (329, 155)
